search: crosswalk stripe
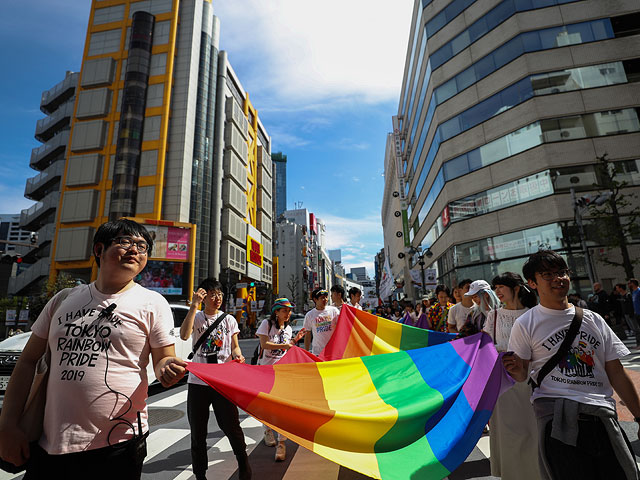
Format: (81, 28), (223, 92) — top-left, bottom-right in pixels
(476, 435), (491, 459)
(145, 428), (191, 461)
(150, 389), (188, 408)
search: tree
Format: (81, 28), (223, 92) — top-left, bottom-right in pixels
(587, 153), (640, 279)
(29, 272), (78, 323)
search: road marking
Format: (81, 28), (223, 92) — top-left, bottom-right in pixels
(150, 389), (188, 408)
(145, 428), (191, 461)
(476, 435), (491, 459)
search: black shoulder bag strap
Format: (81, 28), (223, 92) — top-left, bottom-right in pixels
(187, 312), (228, 360)
(529, 307), (583, 391)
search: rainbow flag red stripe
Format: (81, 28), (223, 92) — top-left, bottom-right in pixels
(318, 305), (455, 360)
(188, 332), (510, 479)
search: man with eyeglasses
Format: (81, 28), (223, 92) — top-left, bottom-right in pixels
(0, 219), (187, 478)
(503, 250), (640, 479)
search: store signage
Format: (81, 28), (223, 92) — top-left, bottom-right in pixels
(247, 235), (263, 268)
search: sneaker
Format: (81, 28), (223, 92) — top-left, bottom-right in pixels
(275, 442), (286, 462)
(263, 429), (276, 447)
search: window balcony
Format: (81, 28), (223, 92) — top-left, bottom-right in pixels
(20, 191), (60, 232)
(35, 101), (74, 142)
(24, 160), (64, 201)
(30, 130), (69, 171)
(40, 73), (78, 115)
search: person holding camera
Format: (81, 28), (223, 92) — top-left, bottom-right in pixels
(180, 278), (251, 480)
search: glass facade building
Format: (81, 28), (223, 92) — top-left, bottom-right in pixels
(385, 0), (640, 296)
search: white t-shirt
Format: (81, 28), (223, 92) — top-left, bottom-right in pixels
(188, 310), (239, 386)
(303, 306), (340, 355)
(31, 283), (174, 454)
(346, 301), (362, 310)
(508, 304), (629, 408)
(483, 307), (528, 352)
(447, 303), (472, 330)
(256, 319), (293, 365)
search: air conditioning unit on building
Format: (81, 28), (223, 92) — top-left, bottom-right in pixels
(225, 97), (248, 139)
(220, 240), (247, 274)
(221, 209), (247, 246)
(223, 149), (248, 188)
(222, 178), (248, 217)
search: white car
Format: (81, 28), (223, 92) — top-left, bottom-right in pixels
(0, 304), (192, 409)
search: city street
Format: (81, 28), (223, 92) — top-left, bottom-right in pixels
(3, 337), (640, 480)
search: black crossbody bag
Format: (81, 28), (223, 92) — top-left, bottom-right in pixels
(528, 307), (583, 391)
(187, 313), (228, 362)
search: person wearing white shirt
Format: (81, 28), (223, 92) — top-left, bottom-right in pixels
(483, 272), (539, 480)
(447, 279), (474, 333)
(347, 286), (363, 310)
(504, 250), (640, 480)
(303, 288), (340, 355)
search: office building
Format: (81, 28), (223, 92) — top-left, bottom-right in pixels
(10, 71), (79, 295)
(385, 0), (640, 295)
(272, 152), (287, 220)
(14, 0), (274, 304)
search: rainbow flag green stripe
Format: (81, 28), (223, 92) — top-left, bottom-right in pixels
(188, 332), (508, 479)
(319, 305), (455, 360)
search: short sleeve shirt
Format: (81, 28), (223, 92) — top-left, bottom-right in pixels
(447, 303), (472, 330)
(30, 283), (174, 454)
(256, 319), (293, 365)
(303, 306), (340, 355)
(188, 311), (239, 386)
(508, 304), (629, 408)
(482, 307), (528, 352)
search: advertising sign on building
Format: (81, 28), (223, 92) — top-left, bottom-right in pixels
(5, 310), (16, 326)
(18, 309), (29, 326)
(247, 235), (263, 268)
(146, 225), (190, 261)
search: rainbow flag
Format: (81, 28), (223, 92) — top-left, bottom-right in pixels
(188, 332), (511, 479)
(318, 305), (455, 360)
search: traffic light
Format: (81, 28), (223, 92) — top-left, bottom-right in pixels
(1, 254), (22, 264)
(249, 282), (255, 287)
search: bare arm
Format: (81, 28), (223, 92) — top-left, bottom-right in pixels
(152, 344), (187, 388)
(0, 333), (47, 466)
(230, 333), (245, 363)
(259, 328), (306, 351)
(606, 359), (640, 434)
(304, 331), (312, 351)
(502, 353), (530, 382)
(180, 289), (206, 340)
(448, 324), (459, 333)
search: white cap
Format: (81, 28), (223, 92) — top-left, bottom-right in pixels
(464, 280), (491, 296)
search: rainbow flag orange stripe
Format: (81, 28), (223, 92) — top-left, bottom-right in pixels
(319, 305), (455, 360)
(188, 332), (510, 480)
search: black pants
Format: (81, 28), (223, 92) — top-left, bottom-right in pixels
(187, 383), (247, 477)
(544, 416), (628, 480)
(24, 436), (146, 480)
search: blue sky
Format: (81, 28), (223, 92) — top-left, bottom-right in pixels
(0, 0), (413, 276)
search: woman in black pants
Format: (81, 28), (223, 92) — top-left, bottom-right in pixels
(180, 278), (251, 480)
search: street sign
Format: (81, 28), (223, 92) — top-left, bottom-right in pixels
(236, 283), (248, 289)
(5, 310), (16, 326)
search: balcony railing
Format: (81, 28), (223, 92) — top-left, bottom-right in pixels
(40, 73), (78, 114)
(20, 191), (60, 231)
(30, 130), (69, 170)
(24, 160), (64, 200)
(35, 101), (74, 142)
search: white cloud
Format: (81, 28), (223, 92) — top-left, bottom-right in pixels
(214, 0), (413, 107)
(313, 211), (383, 277)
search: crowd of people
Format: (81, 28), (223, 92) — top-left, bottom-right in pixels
(1, 217), (639, 480)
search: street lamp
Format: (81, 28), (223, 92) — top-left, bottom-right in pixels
(400, 246), (433, 298)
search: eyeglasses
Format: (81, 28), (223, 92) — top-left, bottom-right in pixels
(538, 269), (570, 281)
(113, 236), (149, 254)
(209, 291), (223, 298)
